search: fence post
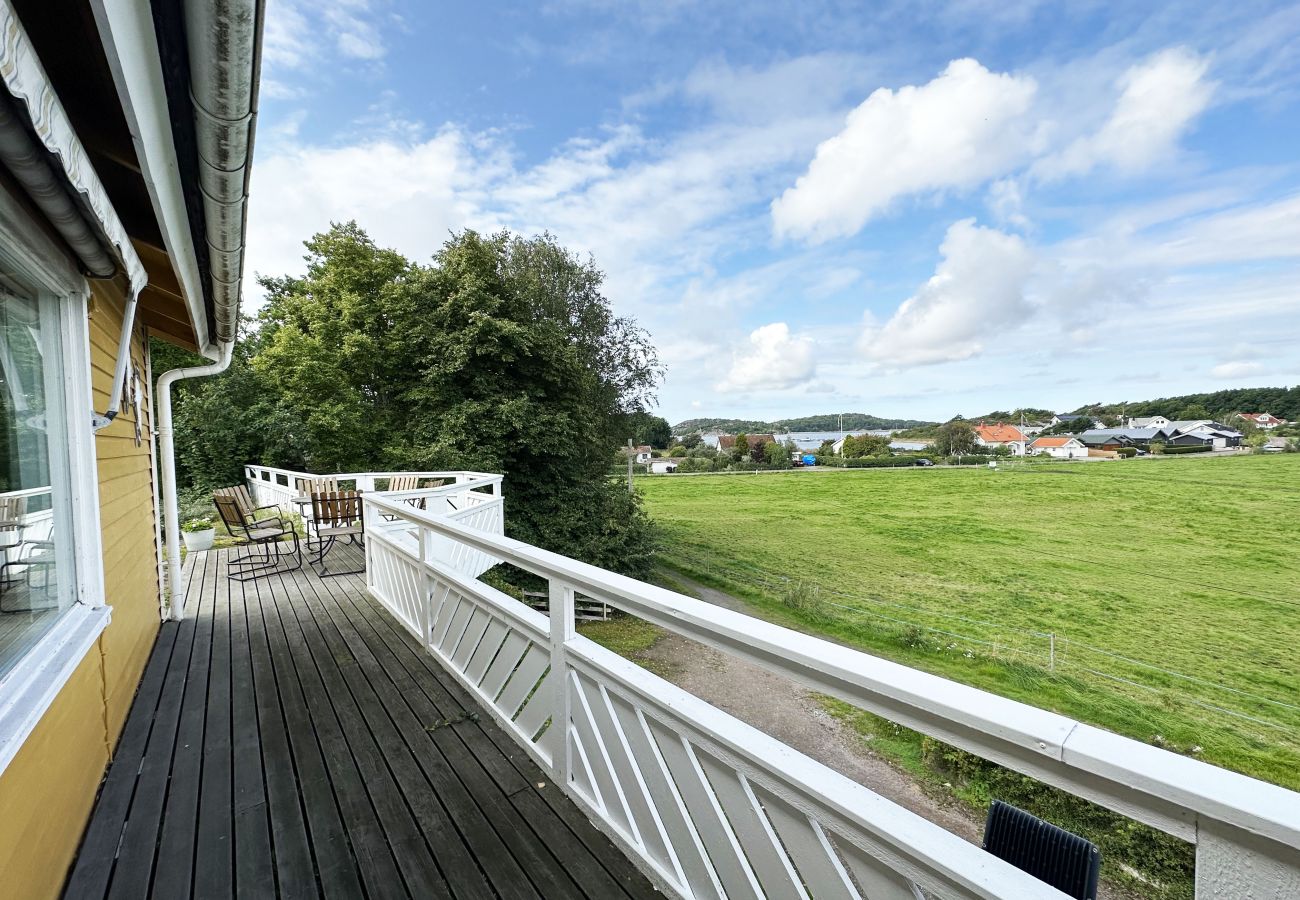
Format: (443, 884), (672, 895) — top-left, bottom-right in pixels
(549, 579), (576, 787)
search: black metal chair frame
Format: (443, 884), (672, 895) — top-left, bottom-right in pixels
(308, 490), (365, 577)
(213, 492), (302, 582)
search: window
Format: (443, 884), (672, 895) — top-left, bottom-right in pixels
(0, 285), (77, 680)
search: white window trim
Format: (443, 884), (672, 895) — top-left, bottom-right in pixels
(0, 180), (110, 778)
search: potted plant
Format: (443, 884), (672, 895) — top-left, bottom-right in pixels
(181, 517), (216, 552)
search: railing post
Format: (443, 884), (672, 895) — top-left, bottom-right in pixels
(549, 579), (575, 787)
(416, 525), (433, 648)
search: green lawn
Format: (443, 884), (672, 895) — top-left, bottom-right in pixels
(638, 454), (1300, 790)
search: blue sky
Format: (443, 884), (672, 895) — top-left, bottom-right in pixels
(247, 0), (1300, 424)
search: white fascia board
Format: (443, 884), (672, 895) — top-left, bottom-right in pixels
(89, 0), (215, 358)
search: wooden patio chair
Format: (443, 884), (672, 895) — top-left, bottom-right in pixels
(213, 486), (282, 530)
(380, 474), (425, 519)
(213, 493), (301, 582)
(0, 494), (25, 595)
(308, 490), (365, 576)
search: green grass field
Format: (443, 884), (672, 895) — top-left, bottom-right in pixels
(638, 454), (1300, 790)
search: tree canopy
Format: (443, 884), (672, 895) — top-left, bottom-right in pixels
(162, 223), (663, 577)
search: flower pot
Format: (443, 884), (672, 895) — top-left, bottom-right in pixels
(183, 528), (215, 552)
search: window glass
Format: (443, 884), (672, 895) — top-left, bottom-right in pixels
(0, 287), (74, 680)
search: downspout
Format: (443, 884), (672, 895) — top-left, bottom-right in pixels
(158, 340), (232, 620)
(91, 281), (144, 430)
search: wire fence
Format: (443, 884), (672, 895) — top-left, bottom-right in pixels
(660, 550), (1300, 737)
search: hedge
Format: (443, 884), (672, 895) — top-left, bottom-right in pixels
(1116, 447), (1138, 458)
(1161, 444), (1213, 454)
(815, 455), (933, 468)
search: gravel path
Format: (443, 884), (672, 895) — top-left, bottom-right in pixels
(641, 571), (981, 842)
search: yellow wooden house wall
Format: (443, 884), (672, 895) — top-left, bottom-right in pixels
(0, 281), (164, 898)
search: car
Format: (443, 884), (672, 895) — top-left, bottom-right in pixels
(914, 458), (934, 466)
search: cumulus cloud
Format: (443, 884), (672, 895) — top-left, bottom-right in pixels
(1211, 361), (1265, 379)
(716, 323), (816, 392)
(1035, 48), (1213, 179)
(771, 59), (1038, 242)
(244, 129), (492, 291)
(860, 219), (1036, 367)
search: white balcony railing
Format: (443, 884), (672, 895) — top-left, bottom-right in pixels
(357, 489), (1300, 899)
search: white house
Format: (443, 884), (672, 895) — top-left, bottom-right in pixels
(1028, 436), (1088, 459)
(973, 422), (1027, 456)
(1237, 412), (1289, 430)
(1128, 415), (1171, 429)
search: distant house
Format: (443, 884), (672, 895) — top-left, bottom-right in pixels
(1078, 428), (1167, 450)
(784, 430), (868, 452)
(1165, 421), (1242, 449)
(1127, 415), (1171, 429)
(1028, 436), (1088, 459)
(1020, 421), (1049, 436)
(1236, 412), (1289, 430)
(718, 434), (778, 454)
(700, 431), (724, 449)
(1050, 413), (1099, 430)
(973, 422), (1026, 455)
(626, 444), (653, 463)
(1168, 432), (1213, 448)
(889, 440), (931, 452)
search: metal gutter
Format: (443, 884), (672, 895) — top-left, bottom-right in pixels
(184, 0), (261, 345)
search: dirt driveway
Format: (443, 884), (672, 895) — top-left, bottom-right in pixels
(638, 571), (981, 841)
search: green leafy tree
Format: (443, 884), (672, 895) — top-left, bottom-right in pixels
(679, 433), (701, 450)
(627, 412), (672, 449)
(167, 224), (663, 577)
(1246, 433), (1269, 452)
(731, 432), (749, 462)
(765, 440), (791, 468)
(932, 420), (976, 456)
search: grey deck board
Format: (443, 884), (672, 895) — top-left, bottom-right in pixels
(63, 543), (659, 899)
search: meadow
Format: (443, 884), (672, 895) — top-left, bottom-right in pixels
(637, 454), (1300, 790)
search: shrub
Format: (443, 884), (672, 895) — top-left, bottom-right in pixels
(1149, 441), (1166, 455)
(780, 580), (831, 623)
(1162, 444), (1212, 454)
(1117, 447), (1138, 458)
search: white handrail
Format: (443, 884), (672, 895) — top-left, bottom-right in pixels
(362, 490), (1300, 898)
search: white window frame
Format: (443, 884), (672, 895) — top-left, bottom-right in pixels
(0, 180), (111, 776)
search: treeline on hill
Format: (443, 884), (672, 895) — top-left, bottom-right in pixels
(1072, 387), (1300, 424)
(154, 223), (663, 577)
(673, 412), (933, 434)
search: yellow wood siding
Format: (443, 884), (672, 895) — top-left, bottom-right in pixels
(0, 280), (165, 899)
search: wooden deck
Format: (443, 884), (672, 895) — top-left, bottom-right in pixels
(64, 544), (660, 899)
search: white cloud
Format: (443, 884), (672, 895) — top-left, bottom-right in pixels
(771, 59), (1038, 242)
(244, 129), (493, 290)
(860, 219), (1036, 367)
(1035, 48), (1213, 179)
(1211, 361), (1265, 379)
(716, 323), (816, 392)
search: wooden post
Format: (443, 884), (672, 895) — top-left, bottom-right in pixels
(626, 438), (634, 493)
(549, 579), (576, 786)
